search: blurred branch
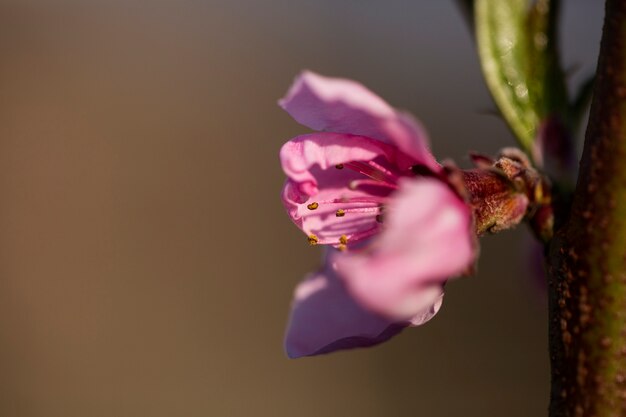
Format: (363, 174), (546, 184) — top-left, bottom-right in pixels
(455, 0), (474, 31)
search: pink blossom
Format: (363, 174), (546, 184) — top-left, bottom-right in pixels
(279, 71), (475, 358)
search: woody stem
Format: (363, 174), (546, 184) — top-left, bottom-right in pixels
(547, 1), (626, 415)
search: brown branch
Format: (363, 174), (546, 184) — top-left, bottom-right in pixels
(548, 1), (626, 415)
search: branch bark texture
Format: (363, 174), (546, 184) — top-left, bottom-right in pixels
(549, 1), (626, 415)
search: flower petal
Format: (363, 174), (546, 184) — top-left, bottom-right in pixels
(281, 180), (382, 246)
(279, 71), (439, 171)
(284, 250), (444, 358)
(280, 133), (414, 245)
(336, 178), (474, 319)
(279, 132), (412, 196)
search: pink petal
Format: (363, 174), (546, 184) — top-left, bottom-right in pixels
(279, 71), (439, 172)
(284, 250), (444, 358)
(335, 178), (474, 319)
(279, 133), (414, 245)
(279, 132), (413, 196)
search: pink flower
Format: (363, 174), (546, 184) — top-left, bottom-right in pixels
(279, 71), (475, 358)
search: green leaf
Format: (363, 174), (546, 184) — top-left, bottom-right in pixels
(475, 0), (567, 157)
(526, 0), (568, 116)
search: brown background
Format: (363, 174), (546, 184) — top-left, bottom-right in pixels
(0, 1), (603, 416)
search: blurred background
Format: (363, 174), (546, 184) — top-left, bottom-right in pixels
(0, 1), (603, 416)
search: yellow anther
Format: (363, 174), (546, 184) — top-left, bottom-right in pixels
(336, 209), (346, 217)
(338, 244), (347, 251)
(307, 202), (319, 210)
(339, 235), (348, 245)
(335, 164), (344, 169)
(307, 234), (319, 246)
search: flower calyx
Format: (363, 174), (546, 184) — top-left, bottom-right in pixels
(463, 148), (553, 239)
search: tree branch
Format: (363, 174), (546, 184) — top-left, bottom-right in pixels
(548, 1), (626, 415)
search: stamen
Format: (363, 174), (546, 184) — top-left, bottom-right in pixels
(340, 207), (380, 214)
(349, 179), (398, 190)
(335, 164), (344, 169)
(339, 235), (348, 245)
(338, 244), (347, 251)
(344, 162), (387, 182)
(376, 214), (384, 223)
(307, 197), (386, 222)
(367, 160), (399, 180)
(316, 196), (384, 205)
(307, 234), (319, 246)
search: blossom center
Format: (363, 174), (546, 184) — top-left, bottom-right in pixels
(302, 159), (430, 249)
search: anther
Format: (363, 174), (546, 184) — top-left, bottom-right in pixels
(335, 164), (344, 169)
(307, 234), (319, 245)
(376, 214), (384, 223)
(336, 209), (346, 217)
(307, 202), (319, 210)
(338, 244), (347, 251)
(339, 235), (348, 245)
